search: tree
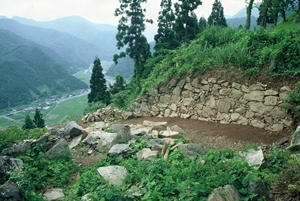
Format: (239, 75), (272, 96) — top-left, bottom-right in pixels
(198, 16), (207, 33)
(208, 0), (227, 27)
(245, 0), (255, 29)
(109, 75), (126, 95)
(154, 0), (179, 54)
(88, 57), (111, 105)
(257, 0), (272, 28)
(114, 0), (152, 92)
(33, 108), (45, 128)
(22, 114), (35, 130)
(257, 0), (294, 27)
(174, 0), (202, 43)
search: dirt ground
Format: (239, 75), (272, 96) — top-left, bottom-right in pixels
(120, 116), (294, 151)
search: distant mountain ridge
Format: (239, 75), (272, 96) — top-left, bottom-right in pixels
(0, 29), (87, 109)
(0, 18), (101, 72)
(229, 7), (259, 18)
(12, 16), (120, 63)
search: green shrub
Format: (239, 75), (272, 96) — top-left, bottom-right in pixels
(284, 82), (300, 124)
(10, 143), (78, 201)
(0, 126), (45, 151)
(83, 101), (106, 115)
(272, 155), (300, 201)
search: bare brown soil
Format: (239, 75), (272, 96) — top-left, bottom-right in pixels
(121, 116), (293, 151)
(73, 115), (293, 166)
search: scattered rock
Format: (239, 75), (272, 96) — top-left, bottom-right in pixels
(177, 143), (206, 156)
(158, 130), (181, 138)
(131, 129), (144, 137)
(96, 132), (120, 153)
(240, 147), (264, 169)
(248, 179), (268, 198)
(288, 126), (300, 152)
(65, 121), (83, 139)
(0, 180), (22, 201)
(108, 144), (133, 157)
(136, 148), (158, 160)
(0, 156), (23, 184)
(97, 166), (128, 185)
(1, 142), (31, 157)
(46, 139), (71, 159)
(150, 122), (168, 132)
(43, 188), (64, 201)
(208, 184), (241, 201)
(68, 135), (82, 149)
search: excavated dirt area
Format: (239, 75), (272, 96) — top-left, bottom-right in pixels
(120, 116), (294, 151)
(73, 116), (293, 167)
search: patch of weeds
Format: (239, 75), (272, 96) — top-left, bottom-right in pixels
(272, 154), (300, 201)
(10, 143), (79, 201)
(130, 137), (148, 152)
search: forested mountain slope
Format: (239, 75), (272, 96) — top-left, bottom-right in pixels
(0, 18), (100, 72)
(0, 29), (87, 109)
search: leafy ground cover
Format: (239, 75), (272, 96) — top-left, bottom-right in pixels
(7, 130), (295, 201)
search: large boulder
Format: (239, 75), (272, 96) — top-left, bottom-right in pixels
(0, 180), (23, 201)
(0, 156), (23, 184)
(65, 121), (83, 139)
(96, 132), (120, 153)
(46, 139), (71, 159)
(108, 144), (133, 157)
(97, 166), (128, 185)
(288, 126), (300, 152)
(68, 135), (82, 149)
(111, 124), (132, 142)
(240, 147), (264, 169)
(1, 142), (31, 157)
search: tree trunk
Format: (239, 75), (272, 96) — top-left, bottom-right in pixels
(245, 0), (255, 29)
(261, 0), (271, 28)
(184, 11), (188, 44)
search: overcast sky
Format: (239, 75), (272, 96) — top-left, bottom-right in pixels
(0, 0), (255, 25)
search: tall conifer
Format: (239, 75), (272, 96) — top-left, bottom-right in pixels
(114, 0), (152, 91)
(88, 57), (110, 105)
(208, 0), (227, 27)
(33, 108), (45, 128)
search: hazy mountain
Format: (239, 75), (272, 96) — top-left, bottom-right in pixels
(0, 29), (87, 109)
(227, 16), (258, 29)
(106, 57), (135, 80)
(106, 41), (155, 80)
(0, 18), (100, 72)
(225, 7), (259, 29)
(231, 7), (259, 18)
(12, 16), (120, 61)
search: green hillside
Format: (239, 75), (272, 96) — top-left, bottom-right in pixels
(143, 22), (300, 91)
(0, 29), (87, 109)
(0, 19), (100, 72)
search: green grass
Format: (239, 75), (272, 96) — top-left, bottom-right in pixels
(0, 95), (88, 127)
(0, 117), (16, 128)
(44, 95), (88, 125)
(73, 70), (92, 85)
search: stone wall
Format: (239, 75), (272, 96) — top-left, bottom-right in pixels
(129, 75), (293, 131)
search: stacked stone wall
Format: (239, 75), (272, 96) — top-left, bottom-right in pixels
(130, 76), (293, 131)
